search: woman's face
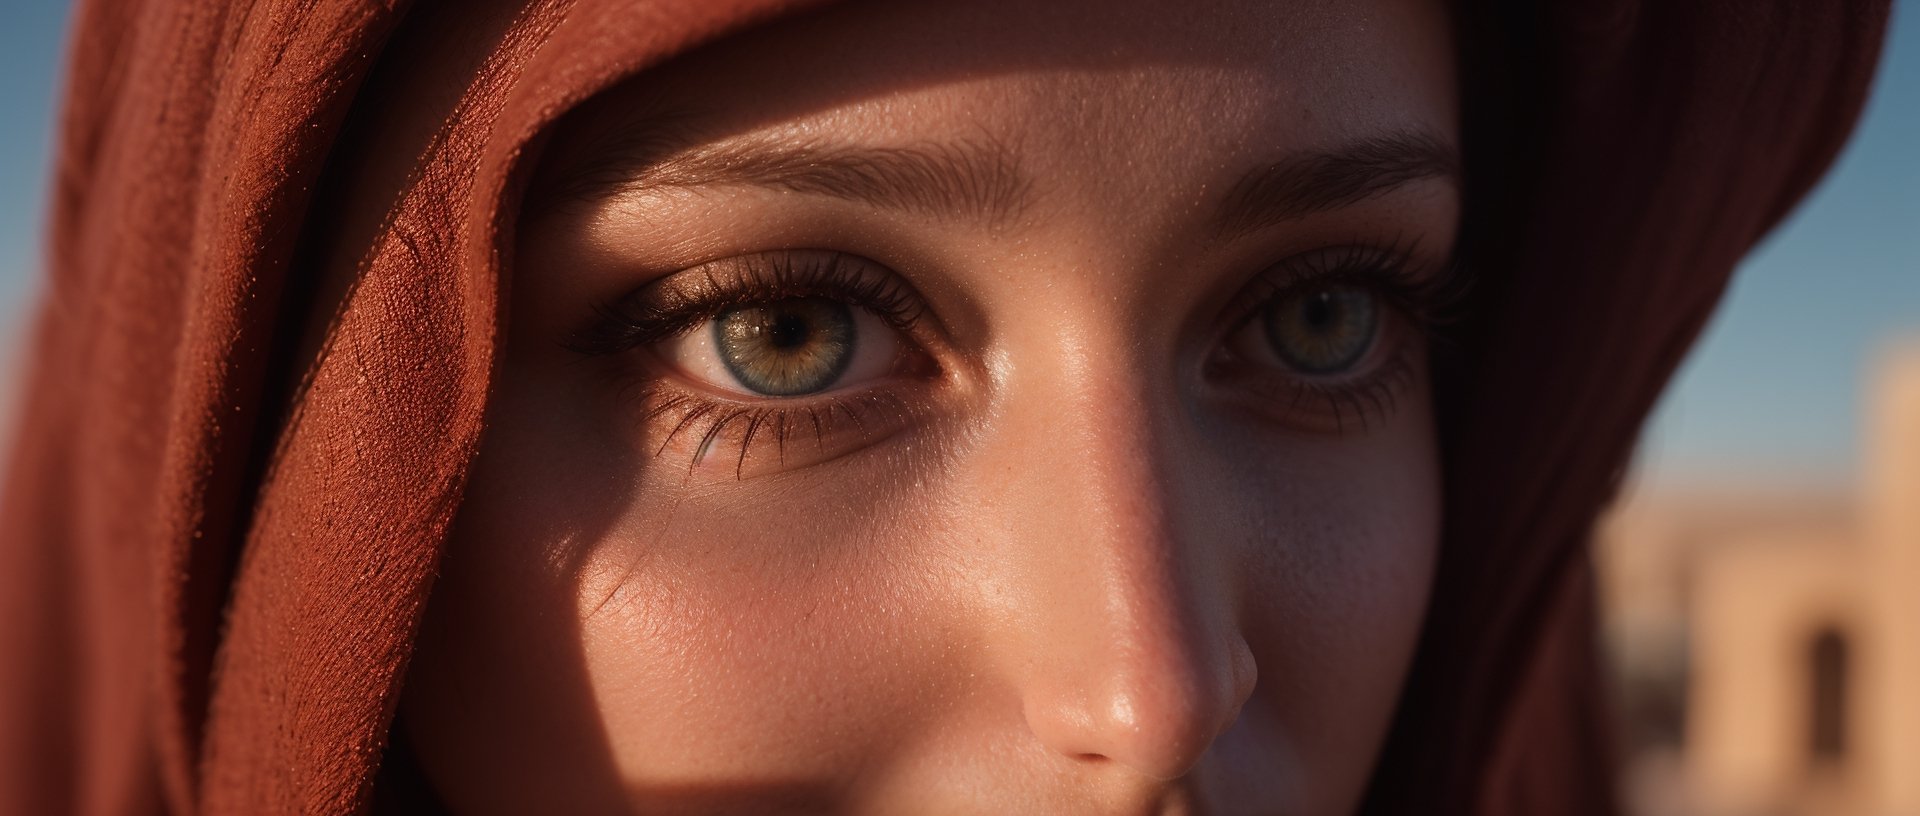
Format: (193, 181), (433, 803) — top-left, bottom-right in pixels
(404, 0), (1457, 812)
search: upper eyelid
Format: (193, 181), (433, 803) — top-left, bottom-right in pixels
(568, 241), (1458, 356)
(1227, 241), (1448, 324)
(567, 251), (934, 356)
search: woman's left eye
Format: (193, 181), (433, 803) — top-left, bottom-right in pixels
(1228, 281), (1385, 377)
(658, 297), (904, 397)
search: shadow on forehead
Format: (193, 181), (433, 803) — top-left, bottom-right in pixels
(537, 114), (1033, 228)
(531, 108), (1456, 242)
(517, 0), (1453, 217)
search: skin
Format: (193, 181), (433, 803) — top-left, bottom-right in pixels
(402, 0), (1458, 813)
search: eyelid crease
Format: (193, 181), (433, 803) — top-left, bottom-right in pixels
(1232, 234), (1471, 336)
(567, 250), (931, 358)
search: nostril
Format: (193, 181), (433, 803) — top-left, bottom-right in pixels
(1067, 683), (1230, 780)
(1020, 635), (1258, 781)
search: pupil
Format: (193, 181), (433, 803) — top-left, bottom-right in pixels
(768, 312), (812, 350)
(713, 297), (857, 397)
(1302, 293), (1335, 331)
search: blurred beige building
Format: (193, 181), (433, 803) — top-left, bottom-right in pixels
(1600, 343), (1920, 816)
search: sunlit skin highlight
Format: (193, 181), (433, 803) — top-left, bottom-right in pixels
(402, 0), (1459, 813)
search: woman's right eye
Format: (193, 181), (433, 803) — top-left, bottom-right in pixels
(658, 296), (906, 398)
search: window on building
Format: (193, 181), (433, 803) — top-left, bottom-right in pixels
(1808, 626), (1849, 765)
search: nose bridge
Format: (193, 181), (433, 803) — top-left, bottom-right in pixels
(1057, 351), (1170, 538)
(980, 329), (1256, 781)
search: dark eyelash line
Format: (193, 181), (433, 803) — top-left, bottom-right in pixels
(569, 250), (926, 357)
(579, 239), (1465, 475)
(631, 382), (915, 479)
(1236, 232), (1469, 335)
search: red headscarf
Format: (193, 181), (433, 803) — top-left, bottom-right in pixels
(0, 1), (1887, 813)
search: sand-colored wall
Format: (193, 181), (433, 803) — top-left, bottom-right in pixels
(1689, 532), (1864, 816)
(1866, 346), (1920, 816)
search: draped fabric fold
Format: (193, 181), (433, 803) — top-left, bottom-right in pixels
(1369, 4), (1888, 812)
(0, 0), (1886, 813)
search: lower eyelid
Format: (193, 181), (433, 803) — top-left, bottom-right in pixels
(1211, 318), (1424, 433)
(609, 373), (933, 480)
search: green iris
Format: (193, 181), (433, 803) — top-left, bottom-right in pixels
(714, 298), (857, 396)
(1263, 283), (1378, 374)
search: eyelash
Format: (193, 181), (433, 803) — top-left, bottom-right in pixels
(571, 251), (926, 355)
(1234, 237), (1464, 331)
(573, 244), (1463, 476)
(570, 251), (936, 477)
(1216, 236), (1465, 434)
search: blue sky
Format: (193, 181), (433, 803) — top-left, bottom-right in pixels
(1635, 2), (1920, 488)
(0, 2), (67, 312)
(0, 2), (1914, 488)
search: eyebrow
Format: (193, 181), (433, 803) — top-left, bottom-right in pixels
(554, 125), (1032, 227)
(549, 120), (1455, 235)
(1211, 130), (1460, 239)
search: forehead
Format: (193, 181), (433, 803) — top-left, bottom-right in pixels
(551, 0), (1458, 189)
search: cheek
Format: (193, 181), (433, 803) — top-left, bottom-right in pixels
(420, 356), (984, 803)
(564, 506), (969, 785)
(410, 349), (1441, 813)
(1212, 388), (1441, 810)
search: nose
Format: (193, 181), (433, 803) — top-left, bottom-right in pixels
(977, 362), (1258, 781)
(1018, 581), (1258, 781)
